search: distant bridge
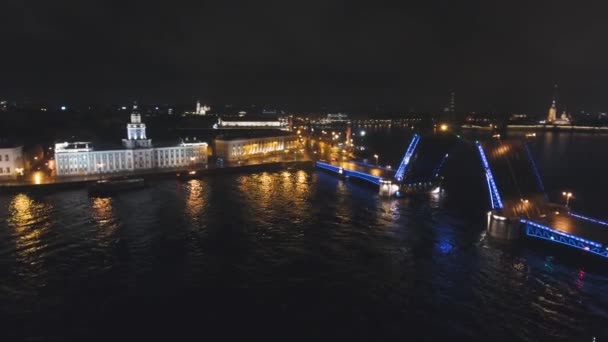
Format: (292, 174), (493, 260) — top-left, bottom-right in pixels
(315, 133), (448, 196)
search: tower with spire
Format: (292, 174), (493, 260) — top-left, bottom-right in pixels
(123, 102), (152, 148)
(547, 84), (558, 122)
(195, 100), (210, 115)
(442, 90), (456, 124)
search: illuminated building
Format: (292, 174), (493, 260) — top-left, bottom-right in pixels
(183, 101), (210, 116)
(0, 145), (24, 178)
(547, 84), (558, 122)
(55, 104), (207, 176)
(547, 100), (557, 122)
(214, 131), (298, 161)
(122, 103), (152, 148)
(0, 100), (7, 112)
(545, 85), (571, 125)
(217, 116), (290, 130)
(326, 113), (349, 122)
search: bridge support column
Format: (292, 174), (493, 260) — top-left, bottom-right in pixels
(379, 180), (399, 197)
(486, 211), (521, 240)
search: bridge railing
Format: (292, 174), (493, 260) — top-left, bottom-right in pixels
(315, 162), (342, 174)
(395, 134), (420, 182)
(476, 142), (504, 210)
(523, 143), (548, 201)
(344, 169), (383, 185)
(433, 153), (449, 178)
(521, 219), (608, 258)
(315, 161), (383, 185)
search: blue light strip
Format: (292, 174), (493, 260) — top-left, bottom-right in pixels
(524, 143), (548, 200)
(521, 219), (608, 258)
(316, 162), (341, 173)
(476, 143), (504, 209)
(395, 134), (420, 182)
(316, 161), (382, 185)
(433, 153), (449, 178)
(344, 169), (382, 185)
(569, 212), (608, 227)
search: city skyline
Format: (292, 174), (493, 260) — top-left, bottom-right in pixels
(2, 1), (608, 113)
(3, 2), (608, 341)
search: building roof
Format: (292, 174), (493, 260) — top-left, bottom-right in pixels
(154, 139), (207, 148)
(0, 145), (22, 150)
(220, 115), (281, 122)
(215, 129), (295, 141)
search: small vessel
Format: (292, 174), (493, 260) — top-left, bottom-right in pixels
(177, 170), (198, 180)
(88, 177), (145, 196)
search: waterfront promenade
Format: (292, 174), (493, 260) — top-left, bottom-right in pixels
(0, 154), (313, 191)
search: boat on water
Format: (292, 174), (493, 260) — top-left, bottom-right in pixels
(88, 177), (145, 196)
(177, 170), (198, 180)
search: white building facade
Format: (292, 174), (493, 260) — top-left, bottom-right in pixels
(215, 134), (298, 161)
(0, 146), (24, 178)
(55, 105), (207, 176)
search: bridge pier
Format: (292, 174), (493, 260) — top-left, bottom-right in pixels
(379, 180), (399, 197)
(486, 211), (522, 240)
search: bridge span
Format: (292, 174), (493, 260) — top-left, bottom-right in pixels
(479, 138), (608, 258)
(315, 133), (446, 197)
(314, 131), (608, 259)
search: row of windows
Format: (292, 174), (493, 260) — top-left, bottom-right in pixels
(0, 167), (10, 174)
(57, 148), (206, 173)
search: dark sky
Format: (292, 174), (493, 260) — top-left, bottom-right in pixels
(2, 0), (608, 113)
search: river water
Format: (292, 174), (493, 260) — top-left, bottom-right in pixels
(1, 128), (607, 341)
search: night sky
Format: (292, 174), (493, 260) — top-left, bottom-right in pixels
(2, 0), (608, 113)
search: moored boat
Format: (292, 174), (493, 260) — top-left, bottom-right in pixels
(177, 170), (198, 180)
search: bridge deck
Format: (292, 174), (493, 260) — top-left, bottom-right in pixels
(479, 139), (608, 256)
(330, 161), (396, 180)
(532, 210), (608, 245)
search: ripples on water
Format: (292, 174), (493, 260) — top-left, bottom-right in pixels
(0, 169), (607, 341)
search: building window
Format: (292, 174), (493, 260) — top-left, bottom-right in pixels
(5, 155), (9, 161)
(6, 167), (10, 173)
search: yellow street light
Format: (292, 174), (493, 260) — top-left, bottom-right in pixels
(562, 192), (573, 208)
(374, 154), (379, 166)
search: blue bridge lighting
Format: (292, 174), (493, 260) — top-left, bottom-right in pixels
(476, 143), (503, 209)
(569, 212), (608, 227)
(395, 134), (420, 182)
(521, 219), (608, 258)
(315, 161), (382, 185)
(524, 143), (548, 200)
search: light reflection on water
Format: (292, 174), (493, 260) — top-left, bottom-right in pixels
(91, 197), (118, 248)
(0, 167), (606, 341)
(185, 179), (207, 222)
(7, 193), (52, 268)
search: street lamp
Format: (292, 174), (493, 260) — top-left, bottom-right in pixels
(562, 192), (573, 208)
(374, 154), (379, 166)
(360, 130), (366, 137)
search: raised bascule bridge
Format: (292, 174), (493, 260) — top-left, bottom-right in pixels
(315, 133), (450, 196)
(315, 133), (608, 259)
(479, 138), (608, 258)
